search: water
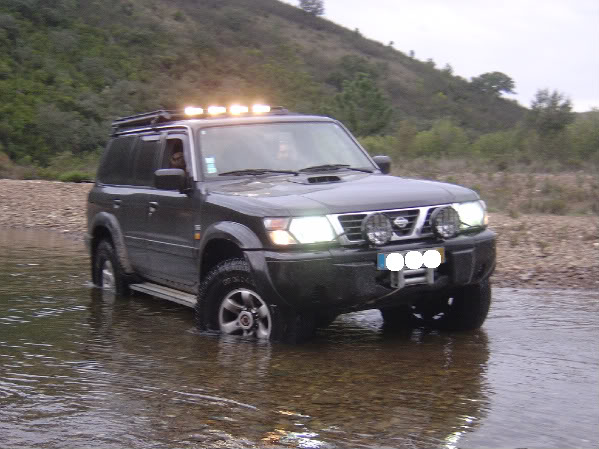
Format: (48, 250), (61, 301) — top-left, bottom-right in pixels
(0, 229), (597, 448)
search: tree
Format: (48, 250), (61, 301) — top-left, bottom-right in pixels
(325, 54), (382, 91)
(330, 73), (392, 136)
(471, 72), (515, 96)
(528, 88), (574, 135)
(412, 119), (470, 157)
(442, 63), (453, 75)
(299, 0), (324, 16)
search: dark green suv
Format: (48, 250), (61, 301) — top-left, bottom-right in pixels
(87, 107), (496, 342)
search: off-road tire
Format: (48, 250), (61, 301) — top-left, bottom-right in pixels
(196, 258), (314, 343)
(415, 280), (492, 331)
(379, 305), (417, 330)
(92, 240), (130, 296)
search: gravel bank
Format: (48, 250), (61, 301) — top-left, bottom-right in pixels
(1, 179), (597, 289)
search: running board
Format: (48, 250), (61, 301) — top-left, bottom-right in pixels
(130, 282), (197, 308)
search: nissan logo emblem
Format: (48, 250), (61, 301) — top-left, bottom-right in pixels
(393, 217), (409, 228)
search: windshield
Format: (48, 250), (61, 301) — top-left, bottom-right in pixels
(197, 122), (375, 177)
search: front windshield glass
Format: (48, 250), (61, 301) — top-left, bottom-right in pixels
(198, 122), (375, 177)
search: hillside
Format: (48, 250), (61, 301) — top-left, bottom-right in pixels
(0, 0), (526, 165)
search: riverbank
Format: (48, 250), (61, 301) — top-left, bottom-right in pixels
(1, 179), (597, 289)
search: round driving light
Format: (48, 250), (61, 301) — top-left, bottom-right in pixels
(362, 213), (393, 246)
(431, 207), (460, 239)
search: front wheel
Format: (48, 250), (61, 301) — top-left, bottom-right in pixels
(415, 281), (492, 331)
(196, 259), (314, 342)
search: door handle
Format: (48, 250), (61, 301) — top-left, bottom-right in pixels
(112, 199), (122, 209)
(148, 201), (159, 215)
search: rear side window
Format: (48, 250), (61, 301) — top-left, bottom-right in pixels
(97, 136), (136, 185)
(131, 136), (161, 186)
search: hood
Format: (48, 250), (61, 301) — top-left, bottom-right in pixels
(206, 173), (479, 216)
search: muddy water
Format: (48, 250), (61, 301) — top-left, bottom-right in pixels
(0, 229), (597, 449)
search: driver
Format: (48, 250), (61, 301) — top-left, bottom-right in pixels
(273, 134), (297, 169)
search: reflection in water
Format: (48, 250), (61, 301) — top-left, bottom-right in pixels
(1, 229), (598, 448)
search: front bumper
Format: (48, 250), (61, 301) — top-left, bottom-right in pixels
(245, 229), (496, 312)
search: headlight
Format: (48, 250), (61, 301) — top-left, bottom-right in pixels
(453, 200), (487, 229)
(264, 216), (336, 245)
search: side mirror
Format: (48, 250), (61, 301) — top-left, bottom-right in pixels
(154, 168), (186, 191)
(373, 155), (392, 174)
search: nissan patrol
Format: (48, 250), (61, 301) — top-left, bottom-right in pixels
(87, 106), (496, 342)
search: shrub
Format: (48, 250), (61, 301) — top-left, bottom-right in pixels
(358, 135), (399, 159)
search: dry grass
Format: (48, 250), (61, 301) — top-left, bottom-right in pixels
(394, 159), (599, 216)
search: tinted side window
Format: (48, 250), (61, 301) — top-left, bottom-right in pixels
(161, 136), (188, 172)
(131, 136), (161, 186)
(97, 136), (136, 185)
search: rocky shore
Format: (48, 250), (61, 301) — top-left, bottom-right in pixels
(1, 179), (597, 289)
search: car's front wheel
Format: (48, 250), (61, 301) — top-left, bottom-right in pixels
(197, 258), (314, 342)
(414, 281), (492, 331)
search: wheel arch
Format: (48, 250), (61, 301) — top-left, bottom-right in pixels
(89, 212), (134, 274)
(198, 221), (263, 281)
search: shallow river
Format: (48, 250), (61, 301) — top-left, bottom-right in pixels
(0, 229), (597, 448)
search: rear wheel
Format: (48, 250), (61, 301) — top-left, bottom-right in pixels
(93, 240), (130, 296)
(197, 259), (314, 342)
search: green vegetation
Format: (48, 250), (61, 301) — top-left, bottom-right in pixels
(0, 0), (597, 186)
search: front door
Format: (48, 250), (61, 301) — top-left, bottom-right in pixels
(145, 132), (198, 292)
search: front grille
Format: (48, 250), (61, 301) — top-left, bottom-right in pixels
(337, 213), (367, 241)
(420, 207), (438, 235)
(384, 209), (419, 237)
(333, 205), (446, 244)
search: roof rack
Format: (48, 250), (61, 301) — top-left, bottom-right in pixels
(111, 110), (183, 132)
(111, 106), (292, 134)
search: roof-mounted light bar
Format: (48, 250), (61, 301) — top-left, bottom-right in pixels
(252, 104), (271, 114)
(207, 106), (227, 115)
(112, 104), (287, 133)
(185, 104), (273, 116)
(184, 106), (204, 116)
(229, 104), (249, 115)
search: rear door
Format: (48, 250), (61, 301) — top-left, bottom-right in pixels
(144, 132), (198, 291)
(92, 135), (137, 230)
(123, 133), (163, 275)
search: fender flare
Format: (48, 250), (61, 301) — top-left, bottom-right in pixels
(197, 222), (287, 306)
(89, 212), (134, 274)
(198, 221), (263, 255)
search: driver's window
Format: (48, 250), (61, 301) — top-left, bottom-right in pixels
(162, 137), (188, 173)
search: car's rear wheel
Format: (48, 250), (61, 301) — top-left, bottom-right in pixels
(93, 240), (130, 296)
(197, 258), (314, 342)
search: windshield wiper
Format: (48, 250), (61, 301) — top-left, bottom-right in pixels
(299, 164), (373, 173)
(219, 168), (299, 176)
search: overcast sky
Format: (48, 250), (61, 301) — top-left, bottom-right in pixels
(280, 0), (599, 112)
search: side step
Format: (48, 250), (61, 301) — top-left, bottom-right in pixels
(130, 282), (197, 308)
